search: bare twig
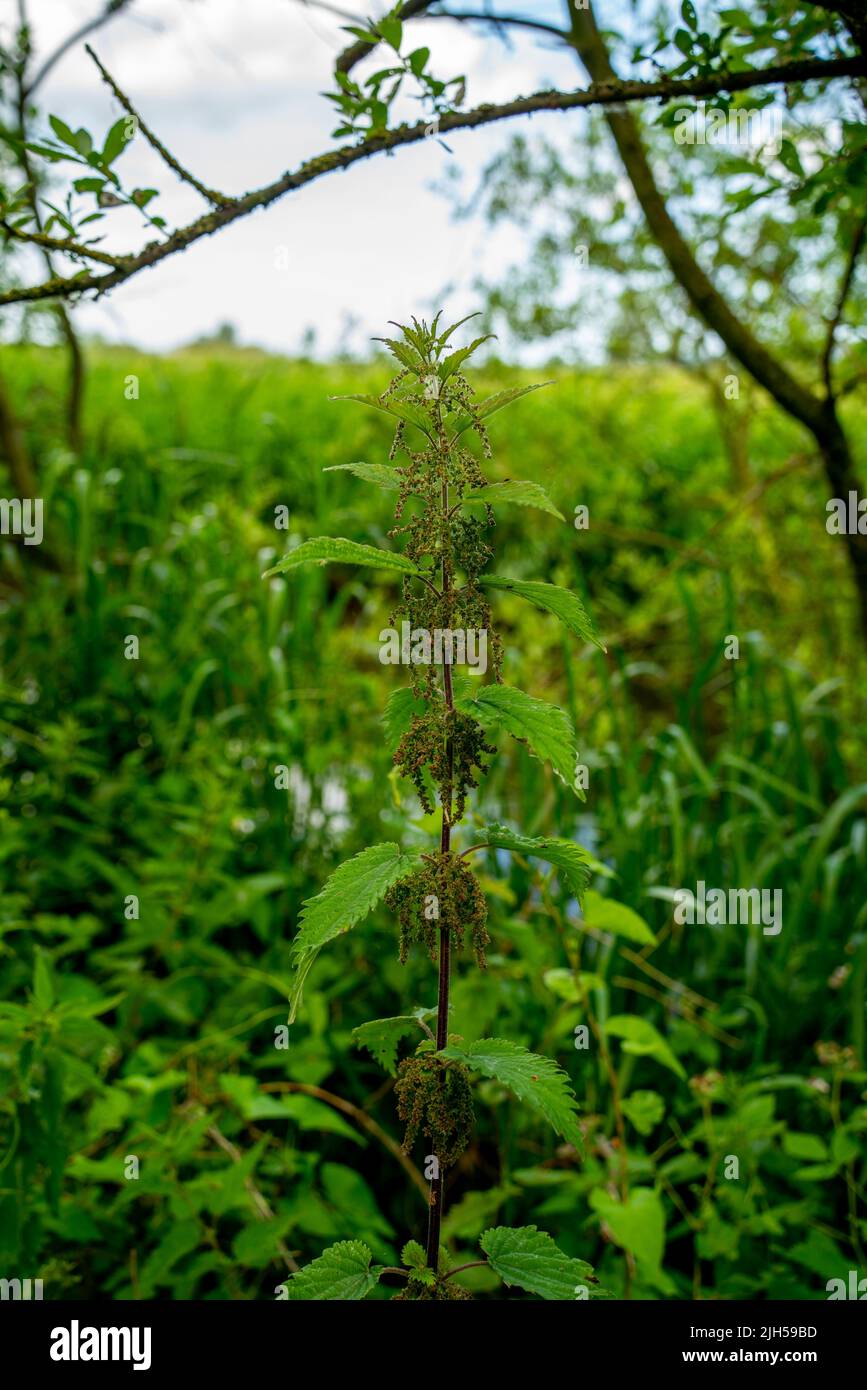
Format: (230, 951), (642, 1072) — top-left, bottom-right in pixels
(85, 43), (236, 208)
(295, 0), (362, 22)
(24, 0), (135, 97)
(1, 219), (131, 267)
(822, 211), (867, 400)
(429, 10), (568, 40)
(309, 0), (568, 51)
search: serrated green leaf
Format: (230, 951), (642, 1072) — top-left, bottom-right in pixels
(440, 1037), (583, 1153)
(452, 382), (552, 437)
(435, 311), (481, 346)
(463, 479), (564, 521)
(352, 1007), (436, 1074)
(440, 334), (494, 381)
(480, 574), (604, 650)
(331, 392), (434, 439)
(324, 461), (399, 490)
(473, 823), (593, 902)
(604, 1015), (686, 1080)
(401, 1239), (427, 1269)
(579, 890), (657, 946)
(480, 1225), (602, 1300)
(293, 842), (420, 960)
(286, 1240), (381, 1300)
(456, 684), (578, 792)
(263, 536), (418, 579)
(371, 336), (422, 373)
(290, 843), (421, 1020)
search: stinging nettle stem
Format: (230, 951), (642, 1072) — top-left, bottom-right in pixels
(426, 449), (455, 1269)
(274, 312), (592, 1301)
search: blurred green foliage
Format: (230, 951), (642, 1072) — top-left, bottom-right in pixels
(0, 343), (865, 1299)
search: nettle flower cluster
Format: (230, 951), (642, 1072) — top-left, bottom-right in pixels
(267, 313), (606, 1301)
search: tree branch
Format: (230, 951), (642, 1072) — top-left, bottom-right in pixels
(85, 44), (236, 208)
(429, 9), (568, 40)
(565, 4), (851, 440)
(24, 0), (136, 98)
(301, 0), (568, 49)
(1, 219), (131, 267)
(2, 53), (860, 309)
(294, 0), (361, 21)
(822, 210), (867, 400)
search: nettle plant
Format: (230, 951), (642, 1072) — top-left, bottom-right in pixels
(265, 314), (609, 1302)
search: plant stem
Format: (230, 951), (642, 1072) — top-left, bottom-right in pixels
(425, 463), (454, 1270)
(442, 1260), (487, 1280)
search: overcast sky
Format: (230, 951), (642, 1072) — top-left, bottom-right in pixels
(13, 0), (588, 358)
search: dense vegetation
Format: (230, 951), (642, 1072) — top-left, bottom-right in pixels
(1, 339), (865, 1299)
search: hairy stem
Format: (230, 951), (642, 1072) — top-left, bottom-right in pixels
(426, 462), (454, 1269)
